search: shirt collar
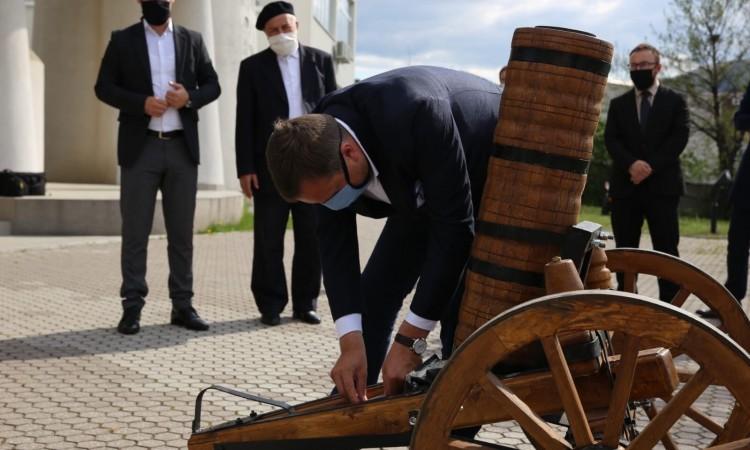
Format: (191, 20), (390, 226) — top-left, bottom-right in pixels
(143, 18), (174, 36)
(638, 79), (660, 98)
(277, 46), (300, 61)
(335, 118), (379, 178)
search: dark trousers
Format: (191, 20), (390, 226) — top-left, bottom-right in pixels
(251, 171), (321, 316)
(726, 205), (750, 302)
(361, 213), (464, 385)
(610, 192), (681, 301)
(120, 135), (197, 310)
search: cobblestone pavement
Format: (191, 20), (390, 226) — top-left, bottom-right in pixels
(0, 217), (748, 449)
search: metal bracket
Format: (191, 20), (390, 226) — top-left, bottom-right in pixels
(192, 384), (293, 433)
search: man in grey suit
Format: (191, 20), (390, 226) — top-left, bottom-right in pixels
(95, 0), (221, 334)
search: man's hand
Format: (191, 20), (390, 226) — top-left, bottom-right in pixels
(239, 173), (260, 199)
(382, 322), (427, 397)
(144, 96), (168, 117)
(628, 160), (653, 185)
(166, 81), (190, 109)
(330, 332), (368, 404)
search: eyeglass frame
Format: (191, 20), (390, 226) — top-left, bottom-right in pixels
(629, 61), (658, 71)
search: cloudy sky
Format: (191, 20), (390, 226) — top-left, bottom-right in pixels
(354, 0), (673, 84)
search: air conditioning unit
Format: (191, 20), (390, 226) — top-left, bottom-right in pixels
(334, 40), (353, 63)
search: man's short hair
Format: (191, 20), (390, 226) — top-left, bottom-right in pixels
(630, 43), (661, 64)
(266, 114), (342, 201)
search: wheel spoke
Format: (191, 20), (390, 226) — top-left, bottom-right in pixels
(630, 368), (713, 449)
(642, 401), (678, 450)
(602, 335), (640, 447)
(669, 287), (691, 308)
(705, 437), (750, 449)
(541, 336), (595, 446)
(480, 372), (572, 450)
(712, 406), (750, 444)
(623, 271), (637, 293)
(445, 438), (503, 449)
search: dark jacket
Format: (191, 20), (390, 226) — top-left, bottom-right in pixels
(604, 85), (689, 198)
(732, 81), (750, 208)
(313, 66), (502, 322)
(235, 45), (337, 177)
(94, 21), (221, 167)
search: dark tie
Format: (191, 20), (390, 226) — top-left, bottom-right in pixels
(640, 91), (652, 131)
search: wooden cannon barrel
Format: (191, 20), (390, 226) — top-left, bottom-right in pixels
(455, 27), (614, 347)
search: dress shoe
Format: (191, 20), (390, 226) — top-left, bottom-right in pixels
(170, 306), (210, 331)
(117, 306), (142, 335)
(293, 310), (321, 325)
(260, 314), (281, 326)
(696, 308), (721, 319)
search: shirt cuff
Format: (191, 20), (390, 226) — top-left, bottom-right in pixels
(334, 313), (362, 338)
(405, 311), (438, 331)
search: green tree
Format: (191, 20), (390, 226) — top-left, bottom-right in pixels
(658, 0), (750, 176)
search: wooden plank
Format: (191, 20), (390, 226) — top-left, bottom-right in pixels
(630, 368), (713, 450)
(480, 372), (572, 450)
(602, 335), (640, 447)
(670, 286), (691, 308)
(706, 438), (750, 450)
(541, 335), (595, 446)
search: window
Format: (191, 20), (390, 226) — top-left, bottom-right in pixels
(336, 0), (353, 45)
(314, 0), (332, 33)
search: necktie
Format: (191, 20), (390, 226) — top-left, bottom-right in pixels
(640, 91), (652, 131)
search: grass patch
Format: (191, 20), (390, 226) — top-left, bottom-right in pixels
(579, 204), (729, 239)
(200, 200), (294, 234)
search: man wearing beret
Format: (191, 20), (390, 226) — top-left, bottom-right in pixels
(235, 1), (337, 326)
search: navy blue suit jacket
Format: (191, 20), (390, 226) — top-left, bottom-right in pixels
(95, 22), (221, 167)
(313, 66), (502, 322)
(732, 82), (750, 209)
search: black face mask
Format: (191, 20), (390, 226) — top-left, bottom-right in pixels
(630, 69), (655, 91)
(142, 1), (171, 26)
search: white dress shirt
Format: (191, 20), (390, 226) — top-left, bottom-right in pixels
(144, 19), (182, 132)
(277, 47), (305, 119)
(333, 119), (435, 339)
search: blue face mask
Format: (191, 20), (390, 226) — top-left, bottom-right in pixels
(322, 126), (368, 211)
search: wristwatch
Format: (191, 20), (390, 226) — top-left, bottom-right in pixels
(394, 333), (427, 355)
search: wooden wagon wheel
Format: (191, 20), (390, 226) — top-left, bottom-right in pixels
(411, 291), (750, 449)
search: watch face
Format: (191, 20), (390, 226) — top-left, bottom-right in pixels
(413, 338), (427, 355)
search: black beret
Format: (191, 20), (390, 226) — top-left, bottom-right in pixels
(256, 1), (295, 31)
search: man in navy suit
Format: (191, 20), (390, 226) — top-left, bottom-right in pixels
(265, 66), (501, 403)
(235, 1), (337, 327)
(95, 0), (220, 334)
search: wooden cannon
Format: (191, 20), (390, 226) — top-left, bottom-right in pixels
(188, 26), (750, 449)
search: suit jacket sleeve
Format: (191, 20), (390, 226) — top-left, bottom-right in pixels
(187, 34), (221, 109)
(323, 53), (338, 94)
(645, 92), (689, 173)
(736, 82), (750, 132)
(604, 98), (637, 172)
(317, 207), (362, 320)
(94, 31), (149, 115)
(409, 98), (475, 320)
(235, 59), (256, 176)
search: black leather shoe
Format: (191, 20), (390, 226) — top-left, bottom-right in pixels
(696, 308), (721, 319)
(293, 310), (321, 325)
(117, 306), (142, 335)
(260, 314), (281, 326)
(170, 306), (210, 331)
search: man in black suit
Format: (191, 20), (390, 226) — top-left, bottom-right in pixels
(265, 66), (501, 403)
(95, 0), (220, 334)
(235, 1), (336, 327)
(605, 43), (690, 302)
(700, 82), (750, 317)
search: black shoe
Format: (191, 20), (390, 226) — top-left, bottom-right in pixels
(260, 314), (281, 326)
(170, 306), (210, 331)
(293, 310), (321, 325)
(117, 306), (142, 335)
(696, 308), (721, 319)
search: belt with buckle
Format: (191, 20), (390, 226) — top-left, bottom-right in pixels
(147, 129), (183, 140)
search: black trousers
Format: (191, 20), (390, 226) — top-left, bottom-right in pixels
(610, 192), (681, 301)
(251, 170), (321, 316)
(120, 135), (197, 310)
(360, 213), (464, 385)
(726, 205), (750, 302)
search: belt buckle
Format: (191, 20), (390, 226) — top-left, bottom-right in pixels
(158, 131), (171, 140)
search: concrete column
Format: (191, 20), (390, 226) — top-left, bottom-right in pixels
(32, 0), (137, 184)
(211, 0), (256, 189)
(173, 0), (225, 188)
(0, 0), (41, 175)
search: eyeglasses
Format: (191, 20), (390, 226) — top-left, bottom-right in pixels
(629, 62), (657, 70)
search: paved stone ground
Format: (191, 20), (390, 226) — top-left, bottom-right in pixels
(0, 217), (748, 449)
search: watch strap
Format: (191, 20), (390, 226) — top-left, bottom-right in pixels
(394, 333), (416, 349)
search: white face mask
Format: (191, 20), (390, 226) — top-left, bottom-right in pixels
(268, 32), (299, 57)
